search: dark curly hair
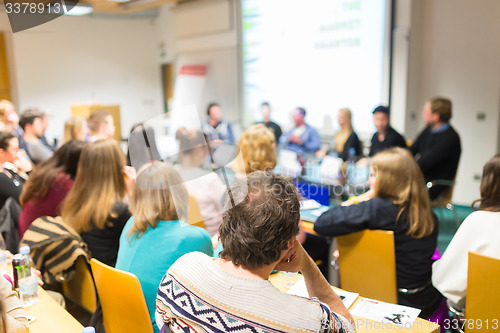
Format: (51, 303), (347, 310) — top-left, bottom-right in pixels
(219, 171), (301, 269)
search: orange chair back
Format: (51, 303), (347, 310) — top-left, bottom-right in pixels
(188, 195), (206, 229)
(61, 255), (97, 313)
(337, 229), (397, 303)
(465, 252), (500, 332)
(90, 258), (154, 333)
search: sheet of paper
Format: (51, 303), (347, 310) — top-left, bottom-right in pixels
(350, 298), (421, 326)
(301, 199), (322, 210)
(287, 277), (359, 309)
(310, 206), (329, 216)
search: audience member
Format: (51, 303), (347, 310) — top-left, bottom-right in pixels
(39, 112), (56, 152)
(19, 109), (53, 164)
(156, 171), (355, 333)
(116, 162), (212, 333)
(369, 105), (406, 156)
(201, 103), (235, 144)
(61, 139), (135, 267)
(0, 275), (28, 333)
(0, 100), (22, 138)
(432, 153), (500, 313)
(174, 128), (225, 237)
(63, 115), (88, 144)
(259, 101), (282, 143)
(88, 111), (116, 142)
(281, 107), (321, 154)
(315, 148), (442, 317)
(0, 130), (28, 186)
(319, 108), (361, 161)
(18, 140), (86, 238)
(232, 123), (277, 177)
(409, 97), (461, 201)
(126, 123), (161, 171)
(0, 131), (23, 208)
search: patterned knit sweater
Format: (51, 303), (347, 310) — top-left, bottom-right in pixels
(156, 252), (355, 333)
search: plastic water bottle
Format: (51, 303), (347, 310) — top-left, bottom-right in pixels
(0, 234), (7, 274)
(82, 327), (96, 333)
(18, 246), (39, 306)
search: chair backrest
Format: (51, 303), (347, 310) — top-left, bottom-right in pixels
(90, 258), (154, 333)
(188, 195), (206, 229)
(61, 255), (97, 313)
(465, 252), (500, 332)
(337, 229), (397, 303)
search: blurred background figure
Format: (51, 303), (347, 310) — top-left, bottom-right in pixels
(127, 123), (161, 171)
(63, 115), (88, 144)
(88, 111), (116, 142)
(369, 105), (406, 157)
(19, 109), (53, 164)
(259, 101), (282, 143)
(202, 103), (235, 145)
(281, 107), (321, 154)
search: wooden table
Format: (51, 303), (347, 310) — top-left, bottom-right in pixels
(270, 273), (440, 333)
(25, 287), (84, 333)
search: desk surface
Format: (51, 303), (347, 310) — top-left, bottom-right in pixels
(269, 273), (439, 333)
(26, 287), (84, 333)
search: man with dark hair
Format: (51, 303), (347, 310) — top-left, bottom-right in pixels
(282, 107), (322, 154)
(410, 97), (461, 200)
(201, 103), (234, 144)
(156, 171), (355, 333)
(259, 101), (282, 143)
(369, 105), (406, 157)
(20, 108), (53, 164)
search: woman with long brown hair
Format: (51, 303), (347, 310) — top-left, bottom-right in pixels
(433, 153), (500, 313)
(61, 139), (135, 266)
(314, 147), (442, 317)
(18, 140), (86, 238)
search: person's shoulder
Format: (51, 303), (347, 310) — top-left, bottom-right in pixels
(172, 251), (212, 271)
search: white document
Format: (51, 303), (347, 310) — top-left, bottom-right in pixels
(287, 277), (359, 309)
(310, 206), (329, 216)
(319, 156), (343, 184)
(301, 199), (322, 210)
(350, 298), (421, 326)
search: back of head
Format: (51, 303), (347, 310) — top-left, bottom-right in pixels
(62, 139), (126, 232)
(175, 127), (207, 154)
(63, 115), (87, 143)
(219, 171), (301, 269)
(429, 97), (452, 123)
(127, 123), (161, 170)
(233, 124), (276, 175)
(87, 111), (111, 135)
(372, 147), (434, 238)
(0, 131), (14, 151)
(128, 161), (188, 238)
(20, 140), (86, 206)
(19, 108), (42, 131)
(474, 153), (500, 212)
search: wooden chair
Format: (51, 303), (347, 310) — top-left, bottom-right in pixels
(90, 258), (154, 333)
(61, 255), (97, 313)
(465, 252), (500, 332)
(337, 229), (397, 303)
(187, 195), (206, 229)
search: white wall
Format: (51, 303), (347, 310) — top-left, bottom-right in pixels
(403, 0), (500, 204)
(9, 14), (163, 141)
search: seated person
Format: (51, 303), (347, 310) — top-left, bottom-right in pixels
(62, 115), (88, 144)
(201, 103), (235, 145)
(0, 131), (23, 208)
(281, 107), (322, 155)
(369, 105), (406, 156)
(258, 101), (282, 143)
(61, 140), (135, 267)
(409, 97), (461, 201)
(156, 171), (355, 333)
(318, 108), (361, 161)
(116, 162), (212, 333)
(432, 153), (500, 313)
(314, 148), (442, 317)
(174, 128), (225, 237)
(19, 140), (85, 238)
(19, 109), (53, 164)
(87, 111), (116, 142)
(0, 275), (29, 333)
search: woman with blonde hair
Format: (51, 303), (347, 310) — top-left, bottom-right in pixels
(115, 161), (212, 332)
(319, 108), (361, 161)
(62, 115), (88, 144)
(315, 147), (442, 317)
(233, 123), (277, 176)
(61, 139), (135, 267)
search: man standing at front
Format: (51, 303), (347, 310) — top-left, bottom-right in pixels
(410, 97), (461, 201)
(156, 171), (355, 333)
